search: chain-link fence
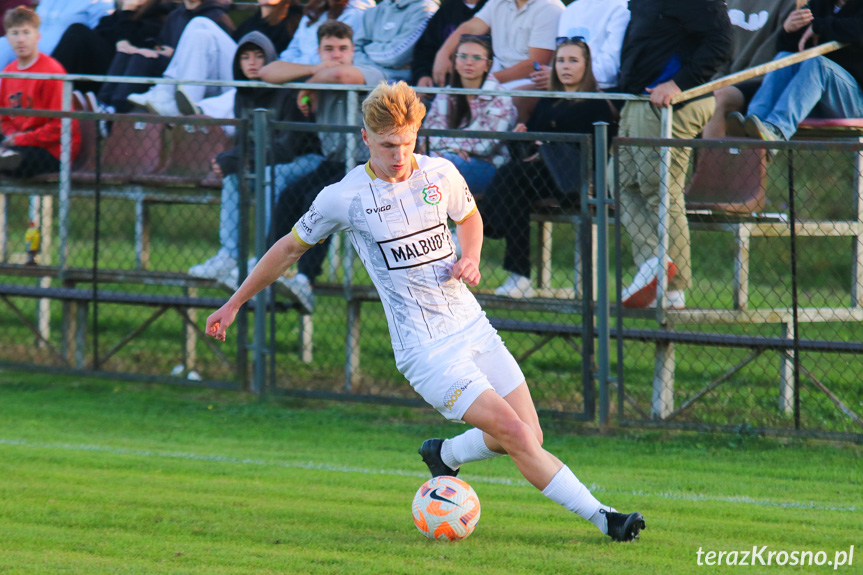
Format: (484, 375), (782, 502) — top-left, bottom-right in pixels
(1, 79), (861, 441)
(612, 136), (863, 440)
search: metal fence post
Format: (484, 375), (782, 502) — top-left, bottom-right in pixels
(593, 123), (610, 427)
(252, 109), (269, 395)
(343, 89), (360, 390)
(235, 117), (251, 390)
(58, 80), (72, 273)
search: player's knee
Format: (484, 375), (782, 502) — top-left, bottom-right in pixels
(495, 418), (539, 455)
(531, 423), (544, 447)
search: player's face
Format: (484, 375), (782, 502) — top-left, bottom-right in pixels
(555, 44), (586, 90)
(318, 36), (354, 66)
(362, 126), (419, 183)
(454, 42), (491, 83)
(6, 25), (39, 63)
(239, 49), (266, 80)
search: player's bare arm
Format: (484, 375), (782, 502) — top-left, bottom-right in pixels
(206, 234), (310, 341)
(451, 210), (483, 287)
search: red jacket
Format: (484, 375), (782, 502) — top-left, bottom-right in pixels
(1, 54), (80, 161)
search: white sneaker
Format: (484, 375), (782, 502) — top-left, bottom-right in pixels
(274, 273), (315, 313)
(646, 290), (686, 309)
(622, 256), (677, 308)
(188, 251), (237, 279)
(128, 88), (179, 116)
(494, 273), (535, 298)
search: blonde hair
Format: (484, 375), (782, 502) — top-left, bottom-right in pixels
(361, 81), (426, 134)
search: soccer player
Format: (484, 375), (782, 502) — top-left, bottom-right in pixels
(205, 81), (645, 542)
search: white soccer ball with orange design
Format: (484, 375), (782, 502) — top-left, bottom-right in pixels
(412, 476), (481, 541)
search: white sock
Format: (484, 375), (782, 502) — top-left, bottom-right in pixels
(541, 465), (613, 533)
(441, 428), (502, 470)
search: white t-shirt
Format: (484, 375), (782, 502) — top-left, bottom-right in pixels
(292, 154), (484, 350)
(474, 0), (565, 69)
(556, 0), (630, 89)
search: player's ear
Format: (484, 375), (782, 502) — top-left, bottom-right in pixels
(361, 128), (369, 146)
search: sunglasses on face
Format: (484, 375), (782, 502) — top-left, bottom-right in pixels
(455, 53), (490, 62)
(555, 35), (586, 45)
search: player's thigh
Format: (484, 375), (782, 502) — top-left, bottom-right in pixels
(460, 388), (535, 448)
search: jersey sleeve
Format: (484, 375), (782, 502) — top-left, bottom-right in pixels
(291, 186), (347, 247)
(445, 164), (477, 224)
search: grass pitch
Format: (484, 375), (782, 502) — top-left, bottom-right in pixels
(0, 370), (860, 574)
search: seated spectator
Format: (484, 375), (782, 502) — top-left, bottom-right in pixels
(702, 0), (797, 138)
(411, 0), (488, 89)
(430, 0), (564, 90)
(0, 7), (81, 177)
(729, 0), (863, 141)
(181, 0), (373, 119)
(352, 0), (439, 83)
(528, 0), (629, 91)
(266, 20), (382, 304)
(129, 0), (304, 116)
(480, 38), (616, 298)
(0, 0), (36, 37)
(0, 0), (114, 69)
(54, 0), (175, 97)
(187, 32), (323, 305)
(422, 34), (516, 196)
(95, 0), (234, 114)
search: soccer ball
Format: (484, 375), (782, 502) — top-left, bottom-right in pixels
(412, 476), (481, 541)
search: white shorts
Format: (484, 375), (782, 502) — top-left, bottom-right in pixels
(394, 315), (525, 422)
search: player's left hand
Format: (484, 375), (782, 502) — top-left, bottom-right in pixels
(451, 256), (481, 287)
(206, 303), (239, 342)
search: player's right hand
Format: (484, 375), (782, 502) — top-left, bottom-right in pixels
(451, 256), (481, 287)
(206, 304), (239, 342)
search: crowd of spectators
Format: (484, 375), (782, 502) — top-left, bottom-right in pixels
(1, 0), (861, 308)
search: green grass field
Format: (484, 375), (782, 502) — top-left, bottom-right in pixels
(1, 370), (860, 574)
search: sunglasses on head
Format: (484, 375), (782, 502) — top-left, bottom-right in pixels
(555, 35), (586, 45)
(461, 34), (491, 42)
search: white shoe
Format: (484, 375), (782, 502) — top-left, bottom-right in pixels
(622, 256), (677, 308)
(494, 273), (535, 298)
(646, 290), (686, 309)
(175, 86), (203, 116)
(188, 251), (237, 279)
(274, 273), (315, 313)
(128, 88), (179, 116)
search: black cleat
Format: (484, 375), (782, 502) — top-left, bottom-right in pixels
(605, 510), (646, 542)
(418, 438), (459, 478)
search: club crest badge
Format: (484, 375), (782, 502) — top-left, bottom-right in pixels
(422, 184), (442, 205)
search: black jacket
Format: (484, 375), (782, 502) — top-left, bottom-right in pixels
(778, 0), (863, 86)
(411, 0), (487, 83)
(232, 5), (305, 55)
(618, 0), (732, 95)
(156, 0), (234, 49)
(103, 0), (175, 48)
(216, 31), (320, 175)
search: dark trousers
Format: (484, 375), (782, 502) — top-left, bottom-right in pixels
(480, 158), (563, 278)
(0, 146), (60, 177)
(51, 23), (116, 95)
(270, 160), (347, 281)
(98, 52), (169, 113)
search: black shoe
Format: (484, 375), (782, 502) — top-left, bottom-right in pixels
(605, 510), (645, 542)
(725, 111), (747, 138)
(418, 438), (459, 478)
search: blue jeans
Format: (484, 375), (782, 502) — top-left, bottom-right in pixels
(220, 154), (324, 258)
(747, 52), (863, 139)
(439, 153), (497, 196)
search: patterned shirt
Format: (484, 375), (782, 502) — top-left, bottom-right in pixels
(292, 154), (484, 350)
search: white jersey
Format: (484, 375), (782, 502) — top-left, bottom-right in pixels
(292, 154), (484, 351)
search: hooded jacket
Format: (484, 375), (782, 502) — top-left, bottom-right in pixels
(216, 31), (320, 175)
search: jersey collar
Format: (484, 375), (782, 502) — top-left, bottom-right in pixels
(365, 155), (420, 181)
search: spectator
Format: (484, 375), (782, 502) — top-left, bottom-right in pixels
(352, 0), (439, 83)
(54, 0), (176, 97)
(0, 7), (81, 177)
(430, 0), (564, 90)
(95, 0), (233, 114)
(528, 0), (629, 91)
(180, 0), (373, 119)
(617, 0), (731, 310)
(0, 0), (114, 69)
(480, 38), (616, 298)
(703, 0), (797, 138)
(411, 0), (488, 88)
(732, 0), (863, 142)
(187, 31), (323, 306)
(0, 0), (36, 37)
(129, 0), (304, 116)
(422, 34), (516, 196)
(266, 20), (385, 305)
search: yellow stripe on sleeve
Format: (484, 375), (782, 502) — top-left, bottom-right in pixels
(291, 227), (315, 248)
(452, 204), (478, 225)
